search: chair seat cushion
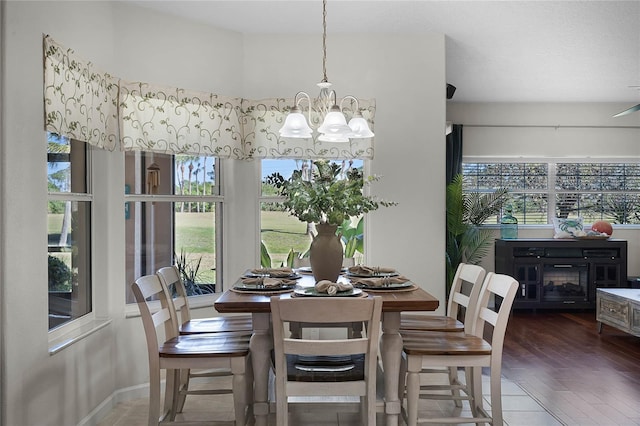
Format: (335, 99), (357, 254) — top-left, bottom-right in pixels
(180, 315), (253, 334)
(160, 333), (251, 358)
(401, 330), (492, 356)
(400, 314), (464, 332)
(286, 354), (365, 382)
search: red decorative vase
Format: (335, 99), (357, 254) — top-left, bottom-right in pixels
(309, 223), (343, 282)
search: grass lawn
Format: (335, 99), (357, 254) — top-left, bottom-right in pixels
(260, 211), (311, 266)
(49, 209), (313, 282)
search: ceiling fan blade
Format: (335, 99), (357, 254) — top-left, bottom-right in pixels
(613, 103), (640, 117)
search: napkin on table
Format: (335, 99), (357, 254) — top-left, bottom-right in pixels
(350, 275), (410, 288)
(347, 265), (397, 276)
(315, 280), (353, 296)
(250, 267), (294, 277)
(241, 277), (297, 287)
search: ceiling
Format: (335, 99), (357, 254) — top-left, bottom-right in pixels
(127, 0), (640, 104)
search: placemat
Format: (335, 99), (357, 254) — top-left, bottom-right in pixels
(230, 287), (294, 295)
(357, 284), (419, 293)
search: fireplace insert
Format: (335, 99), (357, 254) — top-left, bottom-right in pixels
(495, 239), (627, 310)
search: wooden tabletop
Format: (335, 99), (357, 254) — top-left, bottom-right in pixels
(215, 273), (439, 314)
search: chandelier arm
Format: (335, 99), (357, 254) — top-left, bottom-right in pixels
(294, 91), (313, 125)
(339, 95), (360, 113)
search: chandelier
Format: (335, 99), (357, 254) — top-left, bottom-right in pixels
(279, 0), (374, 142)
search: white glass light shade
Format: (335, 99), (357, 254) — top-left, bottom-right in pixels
(318, 133), (350, 142)
(318, 107), (352, 141)
(279, 110), (313, 138)
(347, 115), (374, 138)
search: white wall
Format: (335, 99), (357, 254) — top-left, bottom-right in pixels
(242, 33), (447, 304)
(1, 2), (243, 425)
(1, 2), (447, 424)
(448, 102), (640, 275)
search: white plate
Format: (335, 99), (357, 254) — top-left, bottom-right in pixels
(296, 266), (348, 274)
(294, 287), (363, 297)
(352, 281), (413, 290)
(346, 271), (399, 278)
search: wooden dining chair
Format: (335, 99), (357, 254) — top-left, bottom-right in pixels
(270, 295), (383, 426)
(399, 272), (519, 426)
(289, 257), (362, 339)
(156, 266), (254, 413)
(156, 266), (253, 335)
(399, 263), (486, 405)
(132, 274), (253, 426)
(400, 263), (486, 333)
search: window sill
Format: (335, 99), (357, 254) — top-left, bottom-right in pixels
(48, 318), (112, 355)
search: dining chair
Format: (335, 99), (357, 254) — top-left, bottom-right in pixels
(400, 263), (486, 333)
(270, 295), (383, 426)
(156, 266), (254, 413)
(132, 274), (253, 426)
(156, 266), (253, 335)
(289, 257), (363, 339)
(398, 263), (486, 406)
(399, 272), (519, 426)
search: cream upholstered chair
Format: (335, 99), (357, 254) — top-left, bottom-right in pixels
(270, 295), (383, 426)
(400, 272), (519, 426)
(400, 263), (486, 333)
(156, 266), (254, 413)
(132, 274), (252, 426)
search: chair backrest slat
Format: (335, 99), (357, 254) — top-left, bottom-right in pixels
(446, 263), (486, 332)
(157, 266), (192, 325)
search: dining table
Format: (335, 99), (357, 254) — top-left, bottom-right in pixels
(214, 269), (439, 426)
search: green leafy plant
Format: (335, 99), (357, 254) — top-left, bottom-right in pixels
(446, 174), (508, 295)
(271, 160), (395, 226)
(339, 217), (364, 258)
(174, 249), (214, 296)
(48, 255), (73, 292)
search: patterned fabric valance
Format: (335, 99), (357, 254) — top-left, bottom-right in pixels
(43, 36), (119, 151)
(119, 81), (245, 159)
(43, 36), (375, 160)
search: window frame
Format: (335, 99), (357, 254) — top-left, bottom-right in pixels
(47, 135), (95, 338)
(124, 152), (224, 305)
(463, 156), (640, 225)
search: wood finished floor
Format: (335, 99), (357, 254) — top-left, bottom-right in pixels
(97, 311), (640, 425)
(502, 310), (640, 425)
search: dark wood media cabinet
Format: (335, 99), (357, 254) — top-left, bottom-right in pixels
(495, 238), (627, 310)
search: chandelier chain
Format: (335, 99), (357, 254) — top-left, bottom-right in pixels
(321, 0), (328, 83)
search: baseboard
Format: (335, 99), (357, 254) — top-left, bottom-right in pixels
(77, 383), (149, 426)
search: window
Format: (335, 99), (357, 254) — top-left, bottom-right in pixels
(47, 134), (92, 330)
(260, 159), (365, 267)
(463, 160), (640, 224)
(124, 152), (221, 303)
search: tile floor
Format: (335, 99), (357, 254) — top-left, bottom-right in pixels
(97, 371), (563, 425)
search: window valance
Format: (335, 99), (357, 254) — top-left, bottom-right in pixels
(43, 36), (119, 151)
(43, 36), (375, 160)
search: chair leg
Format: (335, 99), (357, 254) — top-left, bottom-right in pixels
(449, 366), (463, 407)
(175, 368), (190, 413)
(231, 357), (248, 426)
(469, 366), (483, 419)
(405, 356), (420, 426)
(490, 365), (504, 426)
(166, 369), (181, 421)
(148, 368), (162, 426)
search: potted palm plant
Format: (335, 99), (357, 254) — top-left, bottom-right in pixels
(272, 159), (395, 282)
(446, 174), (508, 296)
